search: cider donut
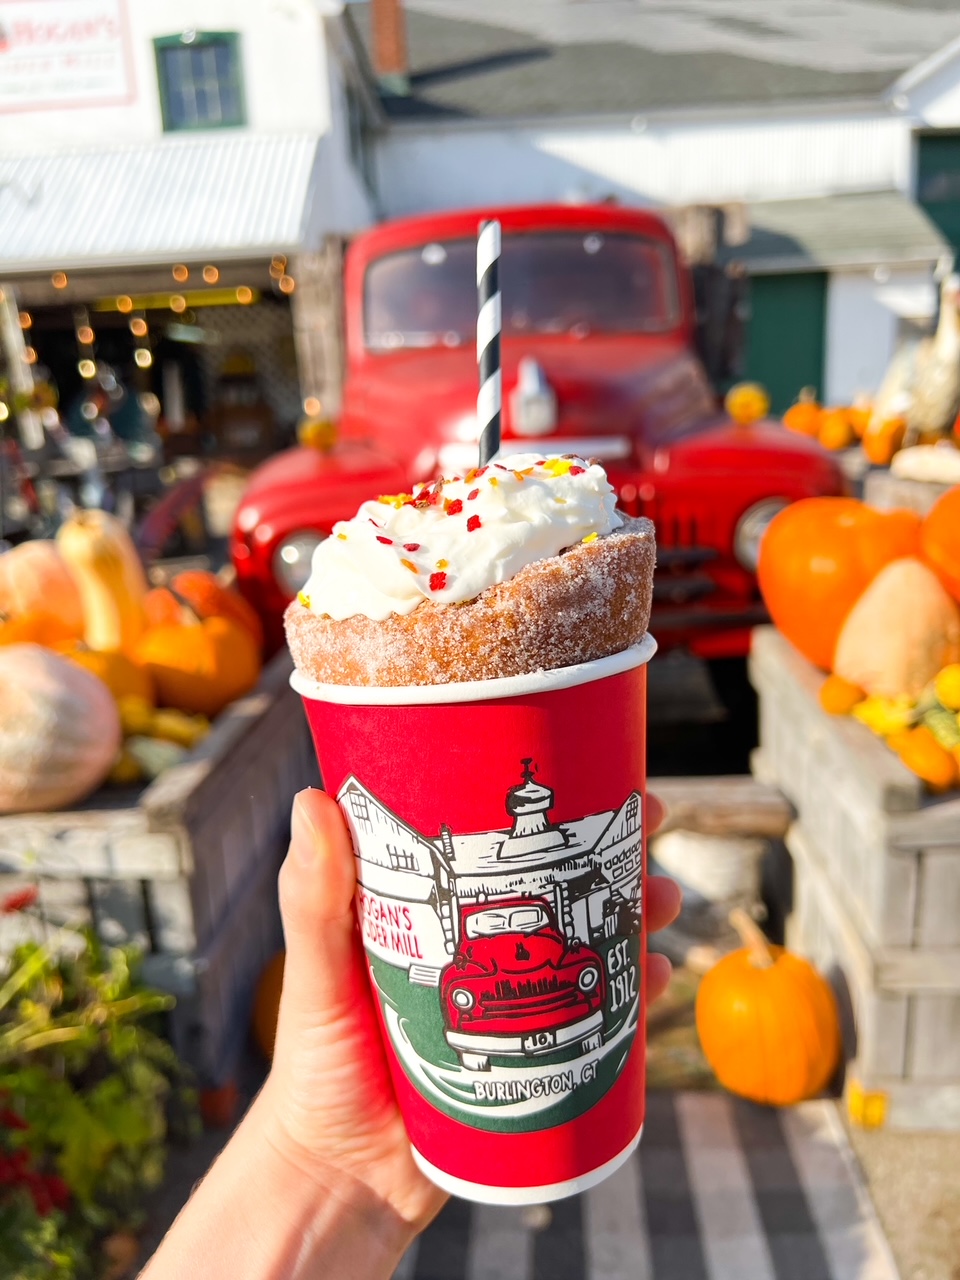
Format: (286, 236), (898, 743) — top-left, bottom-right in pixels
(284, 515), (655, 687)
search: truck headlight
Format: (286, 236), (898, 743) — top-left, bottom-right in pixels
(578, 965), (600, 992)
(734, 499), (789, 571)
(272, 531), (324, 597)
(451, 987), (475, 1010)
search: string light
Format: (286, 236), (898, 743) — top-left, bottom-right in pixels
(52, 271), (68, 289)
(236, 286), (253, 304)
(170, 295), (187, 313)
(117, 295), (133, 313)
(130, 317), (148, 337)
(172, 264), (189, 283)
(0, 403), (8, 422)
(202, 265), (219, 284)
(77, 325), (95, 346)
(278, 275), (295, 294)
(270, 254), (287, 278)
(24, 347), (38, 364)
(134, 348), (153, 368)
(303, 396), (322, 415)
(78, 358), (96, 378)
(18, 311), (32, 329)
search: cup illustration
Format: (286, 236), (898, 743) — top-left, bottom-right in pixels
(292, 635), (654, 1204)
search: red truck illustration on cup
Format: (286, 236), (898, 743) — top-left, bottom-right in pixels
(441, 896), (607, 1072)
(341, 760), (643, 1124)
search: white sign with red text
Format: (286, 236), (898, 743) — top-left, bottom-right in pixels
(0, 0), (132, 112)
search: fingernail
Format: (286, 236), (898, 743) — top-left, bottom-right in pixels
(291, 790), (321, 866)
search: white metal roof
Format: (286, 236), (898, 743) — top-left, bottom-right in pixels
(0, 133), (321, 274)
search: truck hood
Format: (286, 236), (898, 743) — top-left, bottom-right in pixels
(342, 336), (717, 473)
(235, 441), (408, 534)
(454, 930), (574, 978)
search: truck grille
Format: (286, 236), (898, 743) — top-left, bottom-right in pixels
(639, 501), (719, 606)
(480, 975), (580, 1014)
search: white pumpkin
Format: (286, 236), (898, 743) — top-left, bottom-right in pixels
(0, 645), (121, 814)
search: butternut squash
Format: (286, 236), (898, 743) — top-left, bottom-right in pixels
(56, 511), (147, 655)
(834, 558), (960, 700)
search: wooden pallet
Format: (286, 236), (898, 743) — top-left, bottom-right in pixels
(0, 650), (319, 1084)
(750, 627), (960, 1130)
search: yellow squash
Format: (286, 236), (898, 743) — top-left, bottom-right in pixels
(56, 511), (148, 655)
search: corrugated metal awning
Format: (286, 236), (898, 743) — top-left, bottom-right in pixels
(0, 134), (320, 274)
(734, 190), (950, 274)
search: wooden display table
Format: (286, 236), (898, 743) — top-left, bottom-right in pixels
(750, 627), (960, 1130)
(0, 651), (318, 1085)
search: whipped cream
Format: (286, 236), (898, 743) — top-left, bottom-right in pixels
(299, 453), (623, 621)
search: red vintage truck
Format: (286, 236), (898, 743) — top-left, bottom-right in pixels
(440, 896), (606, 1073)
(232, 204), (844, 658)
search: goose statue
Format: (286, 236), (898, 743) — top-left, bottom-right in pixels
(869, 273), (960, 446)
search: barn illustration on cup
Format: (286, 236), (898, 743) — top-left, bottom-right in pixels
(342, 762), (643, 1073)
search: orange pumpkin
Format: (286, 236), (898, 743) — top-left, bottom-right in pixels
(0, 541), (84, 634)
(696, 910), (842, 1107)
(724, 382), (771, 426)
(782, 388), (822, 437)
(920, 486), (960, 603)
(862, 417), (906, 467)
(0, 611), (80, 650)
(846, 399), (872, 439)
(136, 616), (260, 717)
(818, 674), (865, 716)
(172, 571), (264, 651)
(65, 647), (154, 706)
(143, 587), (185, 630)
(252, 950), (285, 1060)
(818, 408), (855, 452)
(892, 725), (959, 792)
(757, 499), (922, 670)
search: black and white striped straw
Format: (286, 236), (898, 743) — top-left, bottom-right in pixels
(476, 218), (501, 467)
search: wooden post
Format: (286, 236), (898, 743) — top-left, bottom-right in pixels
(0, 284), (43, 451)
(289, 239), (346, 417)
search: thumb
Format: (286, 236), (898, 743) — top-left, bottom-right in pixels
(276, 788), (366, 1033)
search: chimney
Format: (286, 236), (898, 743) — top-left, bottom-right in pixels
(371, 0), (410, 97)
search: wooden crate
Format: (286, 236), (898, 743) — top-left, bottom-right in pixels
(0, 651), (318, 1084)
(750, 627), (960, 950)
(750, 627), (960, 1130)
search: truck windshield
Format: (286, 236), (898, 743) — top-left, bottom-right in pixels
(465, 904), (552, 938)
(364, 232), (679, 350)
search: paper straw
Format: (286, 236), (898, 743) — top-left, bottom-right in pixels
(477, 219), (501, 466)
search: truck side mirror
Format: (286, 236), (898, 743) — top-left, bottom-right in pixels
(692, 261), (748, 387)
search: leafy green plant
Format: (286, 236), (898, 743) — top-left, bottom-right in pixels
(0, 907), (198, 1278)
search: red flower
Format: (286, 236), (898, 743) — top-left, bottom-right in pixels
(1, 886), (38, 914)
(44, 1174), (70, 1211)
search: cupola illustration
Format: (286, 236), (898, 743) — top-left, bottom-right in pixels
(502, 759), (568, 857)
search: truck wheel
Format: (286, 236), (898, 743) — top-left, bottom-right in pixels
(460, 1052), (490, 1072)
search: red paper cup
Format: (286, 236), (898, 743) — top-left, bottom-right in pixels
(291, 634), (655, 1204)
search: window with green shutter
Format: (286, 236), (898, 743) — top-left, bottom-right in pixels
(918, 131), (960, 250)
(155, 32), (245, 132)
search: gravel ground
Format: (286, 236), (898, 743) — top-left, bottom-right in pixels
(846, 1123), (960, 1280)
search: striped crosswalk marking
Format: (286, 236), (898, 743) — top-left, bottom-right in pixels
(395, 1093), (900, 1280)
